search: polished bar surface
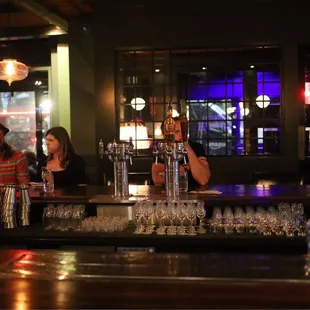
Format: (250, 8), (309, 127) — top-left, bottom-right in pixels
(0, 250), (310, 308)
(26, 184), (310, 204)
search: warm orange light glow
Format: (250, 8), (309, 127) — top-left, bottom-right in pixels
(0, 59), (28, 86)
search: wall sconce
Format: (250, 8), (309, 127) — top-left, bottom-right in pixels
(130, 97), (145, 111)
(256, 95), (270, 109)
(120, 121), (149, 149)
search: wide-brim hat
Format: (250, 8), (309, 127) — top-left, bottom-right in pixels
(0, 124), (9, 135)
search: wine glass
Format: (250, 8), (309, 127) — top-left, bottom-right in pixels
(196, 201), (206, 234)
(177, 202), (187, 235)
(166, 202), (177, 235)
(155, 201), (167, 235)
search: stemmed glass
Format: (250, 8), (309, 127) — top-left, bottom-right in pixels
(234, 206), (245, 234)
(177, 202), (187, 235)
(143, 202), (154, 234)
(186, 201), (197, 236)
(43, 204), (55, 230)
(210, 207), (223, 234)
(133, 202), (144, 234)
(195, 201), (206, 234)
(291, 203), (306, 236)
(166, 202), (177, 235)
(155, 201), (167, 235)
(223, 207), (234, 235)
(245, 206), (257, 234)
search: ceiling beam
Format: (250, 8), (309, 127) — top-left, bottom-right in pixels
(11, 0), (68, 31)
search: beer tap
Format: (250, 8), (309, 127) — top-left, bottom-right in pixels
(128, 136), (134, 166)
(100, 139), (133, 198)
(180, 100), (188, 166)
(152, 141), (159, 165)
(166, 144), (173, 166)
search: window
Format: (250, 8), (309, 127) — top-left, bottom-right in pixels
(116, 47), (281, 156)
(0, 68), (51, 156)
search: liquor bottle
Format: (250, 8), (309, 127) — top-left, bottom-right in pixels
(180, 99), (188, 142)
(164, 102), (175, 144)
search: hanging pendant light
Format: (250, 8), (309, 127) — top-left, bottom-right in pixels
(0, 58), (28, 86)
(0, 1), (28, 86)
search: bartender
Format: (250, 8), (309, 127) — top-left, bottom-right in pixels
(151, 117), (211, 189)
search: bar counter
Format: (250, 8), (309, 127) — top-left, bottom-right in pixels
(28, 184), (310, 204)
(1, 184), (308, 253)
(0, 250), (310, 309)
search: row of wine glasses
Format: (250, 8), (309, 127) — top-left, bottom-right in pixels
(81, 216), (128, 232)
(133, 200), (206, 236)
(208, 203), (306, 236)
(43, 204), (86, 231)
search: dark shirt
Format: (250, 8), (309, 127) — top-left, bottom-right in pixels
(38, 155), (87, 188)
(155, 140), (207, 190)
(28, 163), (40, 182)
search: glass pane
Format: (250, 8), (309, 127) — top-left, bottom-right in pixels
(0, 91), (36, 152)
(189, 121), (207, 140)
(227, 139), (245, 155)
(208, 121), (226, 138)
(119, 52), (136, 86)
(227, 121), (245, 138)
(208, 140), (227, 155)
(153, 51), (169, 85)
(136, 51), (152, 85)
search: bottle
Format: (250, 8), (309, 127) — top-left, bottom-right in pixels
(164, 102), (175, 144)
(180, 99), (188, 142)
(41, 167), (54, 193)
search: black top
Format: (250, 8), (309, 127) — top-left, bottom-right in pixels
(38, 155), (87, 188)
(156, 140), (207, 190)
(181, 140), (207, 190)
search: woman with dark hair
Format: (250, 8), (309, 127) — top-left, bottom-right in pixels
(39, 126), (87, 188)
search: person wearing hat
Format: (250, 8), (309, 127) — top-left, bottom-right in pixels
(0, 124), (29, 185)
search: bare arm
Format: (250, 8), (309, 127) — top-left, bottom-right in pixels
(186, 142), (211, 185)
(152, 162), (165, 185)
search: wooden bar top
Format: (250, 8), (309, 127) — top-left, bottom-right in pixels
(28, 184), (310, 204)
(0, 250), (310, 308)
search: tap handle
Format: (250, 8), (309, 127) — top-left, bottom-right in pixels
(99, 139), (104, 159)
(130, 156), (132, 165)
(180, 114), (188, 143)
(152, 142), (159, 165)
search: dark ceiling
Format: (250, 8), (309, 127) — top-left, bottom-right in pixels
(0, 0), (94, 35)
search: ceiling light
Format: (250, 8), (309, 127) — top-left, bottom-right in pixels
(0, 59), (29, 86)
(45, 26), (67, 36)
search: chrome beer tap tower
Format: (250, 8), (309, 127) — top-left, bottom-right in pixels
(153, 101), (188, 198)
(99, 139), (134, 198)
(153, 141), (187, 198)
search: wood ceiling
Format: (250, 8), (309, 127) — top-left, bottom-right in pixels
(0, 0), (94, 34)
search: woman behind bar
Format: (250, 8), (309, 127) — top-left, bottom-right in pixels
(38, 126), (87, 188)
(152, 117), (211, 189)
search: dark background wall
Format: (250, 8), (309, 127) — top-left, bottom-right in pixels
(68, 20), (96, 183)
(70, 0), (310, 184)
